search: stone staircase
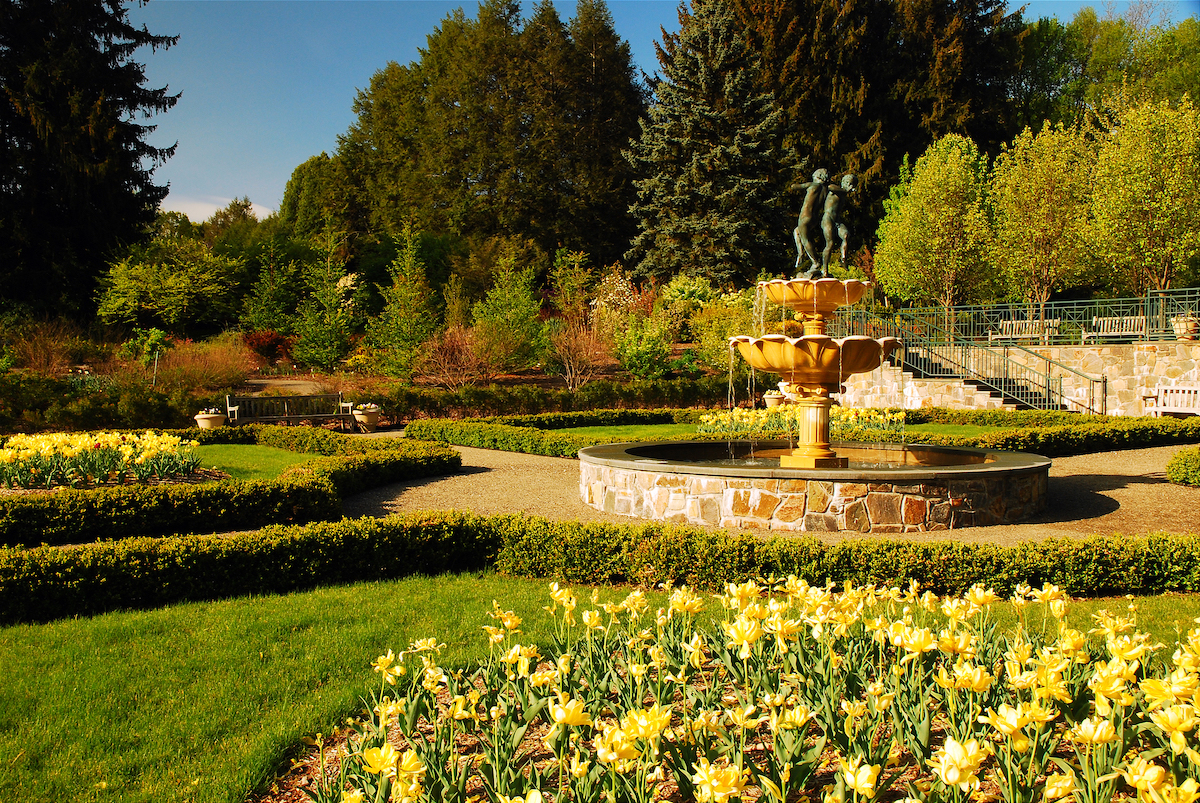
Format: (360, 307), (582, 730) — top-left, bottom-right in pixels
(839, 361), (1020, 411)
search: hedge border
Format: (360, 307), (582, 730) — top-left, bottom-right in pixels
(407, 407), (1200, 458)
(0, 425), (460, 548)
(2, 510), (1198, 624)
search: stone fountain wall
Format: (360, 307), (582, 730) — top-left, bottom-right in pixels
(839, 342), (1200, 416)
(579, 460), (1048, 533)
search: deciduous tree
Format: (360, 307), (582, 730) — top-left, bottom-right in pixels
(1089, 98), (1200, 294)
(989, 124), (1096, 310)
(874, 135), (998, 318)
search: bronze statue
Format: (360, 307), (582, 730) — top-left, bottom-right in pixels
(792, 168), (828, 275)
(791, 168), (856, 279)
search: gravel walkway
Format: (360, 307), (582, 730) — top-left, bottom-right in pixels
(345, 436), (1200, 545)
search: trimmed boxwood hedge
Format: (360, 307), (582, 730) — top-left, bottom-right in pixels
(0, 425), (460, 548)
(407, 407), (1200, 458)
(1168, 446), (1200, 486)
(2, 510), (1198, 624)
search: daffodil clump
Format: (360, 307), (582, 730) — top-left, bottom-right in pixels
(698, 406), (907, 442)
(0, 431), (201, 489)
(311, 581), (1200, 803)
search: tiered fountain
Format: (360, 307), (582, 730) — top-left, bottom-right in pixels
(579, 169), (1050, 533)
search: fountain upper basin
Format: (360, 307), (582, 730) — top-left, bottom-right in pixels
(579, 440), (1050, 532)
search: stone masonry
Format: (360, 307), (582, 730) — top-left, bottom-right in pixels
(840, 343), (1200, 416)
(579, 460), (1048, 533)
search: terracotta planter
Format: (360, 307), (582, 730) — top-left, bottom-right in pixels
(194, 413), (226, 429)
(354, 410), (380, 433)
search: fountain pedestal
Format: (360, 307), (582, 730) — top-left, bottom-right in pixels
(781, 393), (846, 468)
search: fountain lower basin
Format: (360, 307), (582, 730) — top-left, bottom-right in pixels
(579, 440), (1050, 533)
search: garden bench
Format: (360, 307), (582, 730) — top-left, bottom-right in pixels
(225, 393), (356, 428)
(1144, 383), (1200, 417)
(987, 318), (1061, 344)
(1081, 315), (1146, 344)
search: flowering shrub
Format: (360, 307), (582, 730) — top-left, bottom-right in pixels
(310, 580), (1200, 803)
(698, 406), (907, 442)
(0, 431), (200, 489)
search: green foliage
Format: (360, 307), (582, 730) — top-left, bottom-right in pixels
(97, 236), (245, 335)
(0, 426), (459, 547)
(366, 223), (440, 379)
(1167, 446), (1200, 486)
(990, 124), (1097, 306)
(471, 257), (545, 376)
(0, 511), (498, 624)
(875, 135), (999, 309)
(278, 153), (342, 241)
(240, 242), (303, 334)
(0, 0), (179, 316)
(612, 313), (673, 380)
(1089, 98), (1200, 294)
(117, 327), (172, 367)
(690, 288), (755, 377)
(333, 0), (644, 265)
(290, 236), (356, 371)
(626, 0), (793, 287)
(8, 507), (1199, 625)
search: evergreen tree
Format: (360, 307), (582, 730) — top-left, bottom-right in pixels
(625, 0), (793, 287)
(366, 223), (439, 379)
(0, 0), (178, 315)
(330, 0), (643, 264)
(731, 0), (1023, 226)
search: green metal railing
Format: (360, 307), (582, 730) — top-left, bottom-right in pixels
(830, 309), (1108, 413)
(864, 287), (1200, 346)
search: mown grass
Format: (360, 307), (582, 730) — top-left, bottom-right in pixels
(193, 443), (320, 481)
(1, 573), (1197, 803)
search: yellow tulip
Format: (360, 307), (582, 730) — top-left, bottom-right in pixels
(361, 743), (398, 776)
(927, 737), (986, 791)
(840, 755), (881, 797)
(1069, 716), (1117, 745)
(691, 757), (747, 803)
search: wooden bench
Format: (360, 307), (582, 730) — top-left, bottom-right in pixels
(987, 318), (1061, 344)
(1081, 315), (1146, 344)
(225, 393), (357, 428)
(1144, 384), (1200, 417)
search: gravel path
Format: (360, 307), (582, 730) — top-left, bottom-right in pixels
(345, 437), (1200, 545)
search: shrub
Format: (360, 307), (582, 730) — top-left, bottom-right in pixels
(1167, 445), (1200, 486)
(3, 512), (1198, 624)
(471, 261), (545, 377)
(612, 313), (673, 379)
(0, 426), (459, 547)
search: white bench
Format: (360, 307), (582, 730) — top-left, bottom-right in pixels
(1144, 384), (1200, 417)
(1081, 315), (1146, 344)
(988, 318), (1061, 344)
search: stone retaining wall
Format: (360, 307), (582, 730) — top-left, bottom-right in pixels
(579, 460), (1048, 533)
(840, 342), (1200, 416)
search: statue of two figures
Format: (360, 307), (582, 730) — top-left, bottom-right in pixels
(792, 168), (857, 279)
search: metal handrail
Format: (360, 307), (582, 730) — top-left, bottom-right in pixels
(831, 309), (1108, 413)
(862, 287), (1200, 345)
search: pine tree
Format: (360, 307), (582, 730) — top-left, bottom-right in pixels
(0, 0), (178, 314)
(625, 0), (794, 287)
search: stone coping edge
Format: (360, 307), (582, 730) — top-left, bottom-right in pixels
(577, 440), (1052, 483)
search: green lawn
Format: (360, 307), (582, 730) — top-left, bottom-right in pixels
(1, 574), (1197, 803)
(193, 443), (320, 481)
(559, 423), (699, 439)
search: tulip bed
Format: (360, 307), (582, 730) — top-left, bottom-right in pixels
(308, 580), (1199, 803)
(698, 406), (908, 442)
(0, 430), (200, 489)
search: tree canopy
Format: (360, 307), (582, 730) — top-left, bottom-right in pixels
(0, 0), (178, 315)
(625, 0), (794, 287)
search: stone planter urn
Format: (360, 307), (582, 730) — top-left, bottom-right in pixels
(194, 413), (226, 429)
(764, 394), (784, 408)
(354, 409), (381, 433)
(1173, 315), (1199, 341)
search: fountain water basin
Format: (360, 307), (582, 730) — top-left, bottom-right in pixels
(579, 440), (1050, 533)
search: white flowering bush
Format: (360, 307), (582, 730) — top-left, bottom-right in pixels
(698, 406), (908, 442)
(0, 431), (200, 488)
(305, 580), (1200, 803)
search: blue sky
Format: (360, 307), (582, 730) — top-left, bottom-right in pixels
(127, 0), (1199, 221)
